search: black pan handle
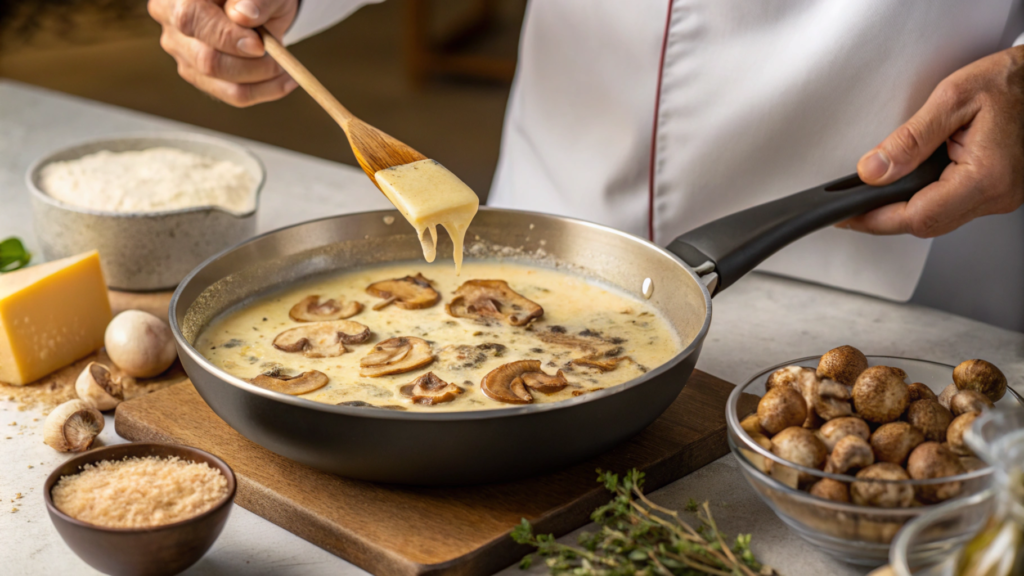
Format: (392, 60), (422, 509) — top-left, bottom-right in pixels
(667, 147), (950, 295)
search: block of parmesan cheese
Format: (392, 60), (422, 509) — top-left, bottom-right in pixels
(0, 250), (112, 385)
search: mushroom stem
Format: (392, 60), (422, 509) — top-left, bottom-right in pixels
(43, 400), (104, 452)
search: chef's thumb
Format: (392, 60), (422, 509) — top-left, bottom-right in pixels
(857, 82), (975, 186)
(224, 0), (294, 29)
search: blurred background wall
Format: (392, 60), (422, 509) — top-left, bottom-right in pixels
(0, 0), (526, 198)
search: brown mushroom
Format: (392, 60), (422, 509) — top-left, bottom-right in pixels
(817, 345), (868, 387)
(852, 366), (910, 423)
(809, 478), (850, 503)
(946, 411), (980, 456)
(757, 386), (808, 435)
(907, 442), (965, 503)
(366, 273), (440, 310)
(446, 280), (543, 326)
(907, 382), (938, 403)
(740, 413), (766, 437)
(811, 378), (854, 421)
(870, 422), (925, 465)
(770, 426), (828, 485)
(817, 417), (871, 452)
(765, 366), (822, 427)
(825, 435), (874, 475)
(851, 463), (914, 508)
(949, 390), (995, 416)
(938, 383), (959, 410)
(289, 295), (362, 321)
(766, 366), (812, 392)
(742, 432), (774, 474)
(273, 320), (371, 358)
(480, 360), (568, 404)
(359, 337), (434, 377)
(905, 399), (953, 442)
(953, 359), (1007, 402)
(399, 372), (463, 405)
(250, 370), (329, 395)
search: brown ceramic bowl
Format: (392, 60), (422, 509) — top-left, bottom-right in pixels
(44, 443), (236, 576)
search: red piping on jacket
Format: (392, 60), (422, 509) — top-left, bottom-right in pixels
(648, 0), (675, 242)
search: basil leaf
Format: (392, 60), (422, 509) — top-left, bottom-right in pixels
(0, 237), (31, 273)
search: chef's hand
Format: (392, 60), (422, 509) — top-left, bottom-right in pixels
(841, 46), (1024, 237)
(148, 0), (299, 107)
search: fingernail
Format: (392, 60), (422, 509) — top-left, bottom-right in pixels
(233, 0), (260, 19)
(860, 150), (891, 181)
(237, 36), (262, 56)
(284, 78), (298, 92)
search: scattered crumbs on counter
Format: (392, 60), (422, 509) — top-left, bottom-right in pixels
(27, 465), (32, 469)
(11, 507), (17, 513)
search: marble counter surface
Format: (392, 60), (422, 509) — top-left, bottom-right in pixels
(2, 80), (1021, 576)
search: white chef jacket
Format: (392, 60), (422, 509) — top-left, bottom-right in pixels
(285, 1), (1024, 302)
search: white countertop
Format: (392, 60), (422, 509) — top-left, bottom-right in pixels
(2, 80), (1022, 576)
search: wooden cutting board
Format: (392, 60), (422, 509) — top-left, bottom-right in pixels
(116, 371), (757, 576)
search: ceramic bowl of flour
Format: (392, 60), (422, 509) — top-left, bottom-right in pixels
(27, 133), (265, 291)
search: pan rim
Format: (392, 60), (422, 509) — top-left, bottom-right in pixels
(170, 207), (713, 421)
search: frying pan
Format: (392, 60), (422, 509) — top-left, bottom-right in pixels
(170, 149), (949, 485)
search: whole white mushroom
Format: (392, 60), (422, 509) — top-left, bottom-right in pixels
(104, 310), (177, 378)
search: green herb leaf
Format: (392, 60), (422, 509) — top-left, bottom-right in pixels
(512, 468), (780, 575)
(0, 237), (31, 273)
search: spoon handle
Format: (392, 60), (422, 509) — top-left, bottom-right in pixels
(257, 27), (354, 127)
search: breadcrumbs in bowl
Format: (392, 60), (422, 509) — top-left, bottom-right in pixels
(44, 443), (236, 576)
(52, 456), (229, 528)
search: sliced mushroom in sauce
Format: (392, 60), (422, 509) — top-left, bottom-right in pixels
(366, 273), (440, 310)
(400, 372), (464, 405)
(289, 295), (363, 321)
(446, 280), (543, 326)
(250, 370), (330, 395)
(571, 356), (635, 373)
(272, 320), (371, 358)
(480, 360), (569, 404)
(536, 328), (622, 357)
(359, 336), (434, 377)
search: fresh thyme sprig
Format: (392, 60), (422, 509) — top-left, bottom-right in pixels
(0, 237), (31, 273)
(512, 469), (778, 576)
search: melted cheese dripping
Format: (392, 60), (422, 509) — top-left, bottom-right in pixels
(374, 160), (479, 274)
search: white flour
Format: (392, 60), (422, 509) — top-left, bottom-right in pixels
(39, 147), (256, 213)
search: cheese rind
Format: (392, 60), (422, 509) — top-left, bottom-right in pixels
(0, 250), (112, 385)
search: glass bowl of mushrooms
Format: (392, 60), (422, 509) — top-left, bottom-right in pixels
(725, 347), (1022, 566)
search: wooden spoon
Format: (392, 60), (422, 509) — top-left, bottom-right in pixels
(257, 27), (426, 188)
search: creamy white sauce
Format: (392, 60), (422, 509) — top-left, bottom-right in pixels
(196, 261), (682, 412)
(374, 160), (479, 274)
(39, 147), (255, 213)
